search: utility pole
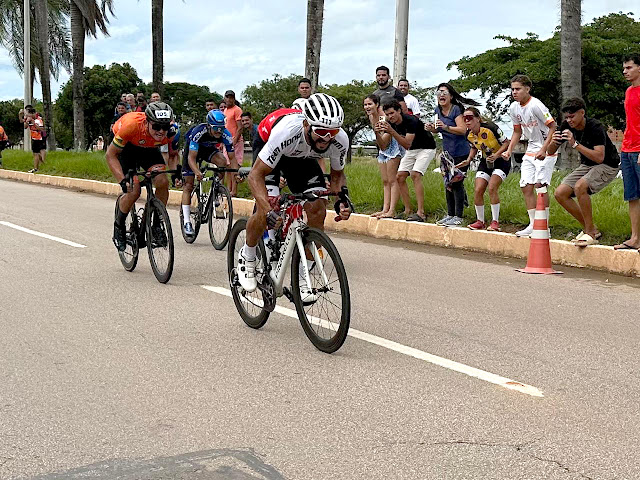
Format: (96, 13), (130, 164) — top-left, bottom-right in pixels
(393, 0), (409, 84)
(23, 0), (32, 152)
(305, 0), (324, 91)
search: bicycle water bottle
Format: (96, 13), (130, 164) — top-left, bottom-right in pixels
(263, 229), (276, 264)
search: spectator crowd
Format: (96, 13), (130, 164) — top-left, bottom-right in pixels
(1, 55), (639, 250)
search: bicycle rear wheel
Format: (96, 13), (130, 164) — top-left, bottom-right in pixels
(115, 196), (139, 272)
(227, 219), (270, 328)
(146, 197), (174, 283)
(179, 189), (201, 243)
(209, 184), (233, 250)
(291, 228), (350, 353)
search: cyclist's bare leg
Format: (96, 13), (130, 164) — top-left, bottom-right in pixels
(182, 176), (194, 205)
(118, 182), (142, 214)
(152, 172), (169, 205)
(303, 198), (328, 230)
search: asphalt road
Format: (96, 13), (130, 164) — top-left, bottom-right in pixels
(1, 178), (640, 480)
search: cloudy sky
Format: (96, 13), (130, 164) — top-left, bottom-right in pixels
(0, 0), (636, 103)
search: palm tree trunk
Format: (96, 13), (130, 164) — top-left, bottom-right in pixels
(34, 0), (55, 150)
(560, 0), (582, 100)
(560, 0), (582, 169)
(151, 0), (164, 96)
(71, 1), (85, 150)
(305, 0), (324, 91)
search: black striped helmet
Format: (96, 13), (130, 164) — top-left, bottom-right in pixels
(302, 93), (344, 128)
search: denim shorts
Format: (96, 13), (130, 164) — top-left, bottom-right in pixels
(378, 137), (405, 164)
(620, 152), (640, 201)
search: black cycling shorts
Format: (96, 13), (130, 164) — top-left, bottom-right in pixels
(119, 143), (165, 174)
(265, 156), (326, 193)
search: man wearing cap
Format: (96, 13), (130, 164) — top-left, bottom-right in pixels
(223, 90), (243, 195)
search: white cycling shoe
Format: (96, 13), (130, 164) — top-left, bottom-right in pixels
(237, 247), (257, 292)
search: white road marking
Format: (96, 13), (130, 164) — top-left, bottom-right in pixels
(0, 221), (87, 248)
(202, 285), (544, 398)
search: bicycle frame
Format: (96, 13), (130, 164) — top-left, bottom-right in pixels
(266, 200), (328, 299)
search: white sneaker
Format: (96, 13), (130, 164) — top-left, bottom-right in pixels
(437, 215), (452, 225)
(515, 225), (534, 237)
(237, 247), (257, 292)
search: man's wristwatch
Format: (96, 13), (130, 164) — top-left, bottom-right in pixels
(572, 141), (579, 149)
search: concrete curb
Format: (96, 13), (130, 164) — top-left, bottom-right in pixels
(3, 169), (640, 277)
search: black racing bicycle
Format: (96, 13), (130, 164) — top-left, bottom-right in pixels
(115, 168), (177, 283)
(179, 163), (237, 250)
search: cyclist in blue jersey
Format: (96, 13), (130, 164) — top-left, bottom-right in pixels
(180, 110), (236, 235)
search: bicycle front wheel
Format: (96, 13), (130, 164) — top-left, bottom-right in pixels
(179, 190), (201, 244)
(227, 218), (270, 328)
(146, 197), (174, 283)
(209, 184), (233, 250)
(291, 228), (350, 353)
(115, 196), (139, 272)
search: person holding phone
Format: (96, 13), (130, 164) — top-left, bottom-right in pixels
(23, 105), (46, 173)
(364, 94), (404, 218)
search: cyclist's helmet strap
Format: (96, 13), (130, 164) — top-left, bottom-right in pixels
(303, 93), (344, 129)
(206, 110), (226, 128)
(145, 101), (173, 125)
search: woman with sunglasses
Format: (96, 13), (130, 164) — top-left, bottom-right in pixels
(363, 94), (404, 218)
(426, 83), (480, 226)
(106, 101), (178, 251)
(457, 107), (510, 231)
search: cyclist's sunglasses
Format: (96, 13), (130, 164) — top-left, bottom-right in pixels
(311, 125), (340, 140)
(208, 125), (224, 132)
(150, 122), (170, 132)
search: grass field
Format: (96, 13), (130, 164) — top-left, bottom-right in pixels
(0, 148), (631, 245)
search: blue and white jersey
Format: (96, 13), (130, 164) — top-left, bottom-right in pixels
(187, 123), (234, 158)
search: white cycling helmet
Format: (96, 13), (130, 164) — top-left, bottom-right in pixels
(302, 93), (344, 128)
(291, 97), (307, 111)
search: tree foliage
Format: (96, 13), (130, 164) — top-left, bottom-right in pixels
(0, 99), (27, 144)
(448, 12), (640, 129)
(242, 73), (304, 120)
(56, 62), (142, 148)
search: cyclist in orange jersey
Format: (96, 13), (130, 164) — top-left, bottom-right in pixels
(106, 101), (177, 251)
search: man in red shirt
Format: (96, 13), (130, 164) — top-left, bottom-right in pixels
(614, 54), (640, 250)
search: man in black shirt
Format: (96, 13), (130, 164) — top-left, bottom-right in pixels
(379, 99), (436, 222)
(549, 97), (620, 245)
(373, 66), (407, 114)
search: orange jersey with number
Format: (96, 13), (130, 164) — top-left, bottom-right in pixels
(111, 112), (174, 148)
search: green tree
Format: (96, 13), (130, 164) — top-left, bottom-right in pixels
(56, 62), (141, 148)
(242, 73), (304, 120)
(161, 82), (222, 127)
(0, 99), (26, 144)
(448, 12), (639, 130)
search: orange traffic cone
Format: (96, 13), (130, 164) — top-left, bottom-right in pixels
(517, 187), (562, 275)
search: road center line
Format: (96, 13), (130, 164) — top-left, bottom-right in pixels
(0, 221), (87, 248)
(201, 285), (544, 398)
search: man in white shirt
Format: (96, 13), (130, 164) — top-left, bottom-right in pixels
(502, 74), (557, 237)
(397, 79), (421, 117)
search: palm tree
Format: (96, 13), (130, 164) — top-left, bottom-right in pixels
(560, 0), (582, 100)
(151, 0), (163, 96)
(0, 0), (71, 149)
(70, 0), (113, 150)
(305, 0), (324, 91)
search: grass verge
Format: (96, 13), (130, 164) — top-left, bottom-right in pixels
(0, 149), (631, 245)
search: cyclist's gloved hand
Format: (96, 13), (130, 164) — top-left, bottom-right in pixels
(334, 186), (354, 221)
(266, 210), (283, 230)
(119, 178), (129, 194)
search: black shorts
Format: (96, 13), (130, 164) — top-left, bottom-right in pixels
(476, 157), (511, 181)
(265, 156), (325, 194)
(119, 143), (165, 174)
(0, 140), (8, 151)
(31, 139), (46, 153)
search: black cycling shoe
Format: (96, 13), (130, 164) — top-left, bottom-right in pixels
(112, 222), (127, 251)
(150, 223), (168, 248)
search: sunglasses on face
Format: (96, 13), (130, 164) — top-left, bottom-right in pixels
(209, 126), (224, 133)
(437, 91), (449, 97)
(462, 115), (476, 121)
(311, 125), (340, 140)
(151, 123), (170, 132)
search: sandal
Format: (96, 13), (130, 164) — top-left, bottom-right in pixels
(406, 213), (426, 222)
(574, 233), (598, 247)
(613, 241), (637, 250)
(394, 212), (409, 220)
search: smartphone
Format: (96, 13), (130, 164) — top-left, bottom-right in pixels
(379, 115), (386, 123)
